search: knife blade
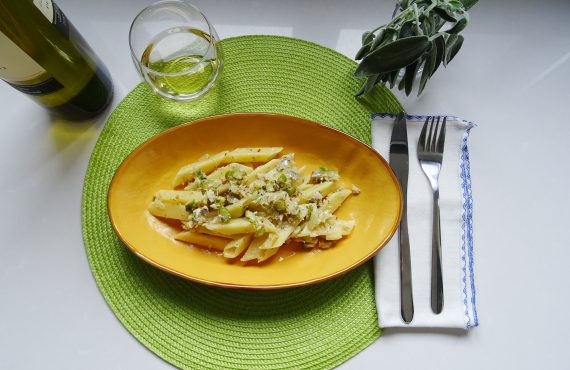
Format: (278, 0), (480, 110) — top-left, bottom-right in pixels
(389, 112), (414, 324)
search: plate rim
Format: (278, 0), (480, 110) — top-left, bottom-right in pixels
(107, 112), (402, 290)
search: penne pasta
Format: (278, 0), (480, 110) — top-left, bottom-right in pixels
(223, 147), (283, 164)
(207, 163), (253, 181)
(321, 188), (352, 213)
(299, 181), (338, 203)
(148, 148), (358, 264)
(204, 217), (256, 235)
(323, 219), (355, 240)
(259, 225), (295, 250)
(194, 226), (244, 239)
(173, 150), (229, 187)
(223, 234), (253, 259)
(154, 190), (204, 205)
(241, 233), (280, 262)
(174, 230), (231, 251)
(244, 158), (280, 184)
(225, 197), (251, 218)
(148, 200), (189, 220)
(293, 218), (355, 240)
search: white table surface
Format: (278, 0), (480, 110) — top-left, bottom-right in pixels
(1, 0), (569, 369)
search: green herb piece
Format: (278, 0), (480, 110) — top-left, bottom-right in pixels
(277, 173), (288, 188)
(229, 183), (240, 194)
(264, 182), (276, 192)
(307, 205), (313, 221)
(218, 208), (231, 223)
(274, 199), (287, 213)
(199, 179), (212, 189)
(285, 184), (297, 196)
(195, 170), (206, 181)
(225, 168), (245, 181)
(185, 202), (196, 213)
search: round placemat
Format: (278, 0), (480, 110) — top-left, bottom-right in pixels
(82, 35), (402, 369)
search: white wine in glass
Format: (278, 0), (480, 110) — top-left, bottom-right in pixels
(130, 1), (222, 101)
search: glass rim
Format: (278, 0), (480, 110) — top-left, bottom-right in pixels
(128, 0), (217, 77)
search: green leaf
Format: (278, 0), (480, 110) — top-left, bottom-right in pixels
(421, 19), (431, 35)
(354, 36), (431, 76)
(372, 28), (397, 51)
(404, 61), (420, 95)
(434, 6), (457, 22)
(430, 13), (437, 34)
(398, 73), (406, 91)
(355, 41), (373, 60)
(398, 20), (415, 39)
(447, 17), (468, 34)
(460, 0), (478, 10)
(388, 69), (400, 88)
(414, 0), (431, 7)
(448, 0), (464, 10)
(432, 35), (445, 75)
(357, 26), (397, 60)
(370, 29), (386, 50)
(418, 64), (429, 96)
(355, 81), (366, 97)
(362, 31), (374, 44)
(445, 34), (464, 64)
(443, 34), (456, 65)
(419, 42), (437, 95)
(355, 74), (381, 97)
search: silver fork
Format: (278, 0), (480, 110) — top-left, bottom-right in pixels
(418, 116), (446, 314)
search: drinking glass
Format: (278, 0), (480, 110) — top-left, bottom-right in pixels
(129, 0), (222, 101)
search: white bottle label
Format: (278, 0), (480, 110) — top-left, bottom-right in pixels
(33, 0), (55, 23)
(0, 32), (63, 95)
(33, 0), (70, 39)
(0, 32), (45, 81)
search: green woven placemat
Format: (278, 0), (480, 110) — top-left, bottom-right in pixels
(82, 35), (402, 369)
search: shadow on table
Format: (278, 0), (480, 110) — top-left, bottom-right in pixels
(48, 97), (114, 154)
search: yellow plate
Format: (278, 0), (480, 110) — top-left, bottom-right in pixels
(108, 113), (401, 289)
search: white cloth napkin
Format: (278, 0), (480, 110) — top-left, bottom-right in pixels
(372, 114), (478, 329)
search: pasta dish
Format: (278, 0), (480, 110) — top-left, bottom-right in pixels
(148, 147), (358, 263)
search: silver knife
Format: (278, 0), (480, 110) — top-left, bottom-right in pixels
(389, 112), (414, 323)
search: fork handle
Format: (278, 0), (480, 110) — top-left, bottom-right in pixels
(431, 189), (444, 314)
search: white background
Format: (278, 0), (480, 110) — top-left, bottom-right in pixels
(1, 0), (569, 369)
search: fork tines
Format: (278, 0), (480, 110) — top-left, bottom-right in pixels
(419, 116), (447, 153)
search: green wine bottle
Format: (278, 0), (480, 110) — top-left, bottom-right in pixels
(0, 0), (113, 120)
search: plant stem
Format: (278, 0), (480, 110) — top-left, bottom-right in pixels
(387, 5), (414, 28)
(424, 1), (437, 14)
(412, 3), (422, 34)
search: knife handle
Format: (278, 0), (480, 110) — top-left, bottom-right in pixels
(400, 191), (414, 323)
